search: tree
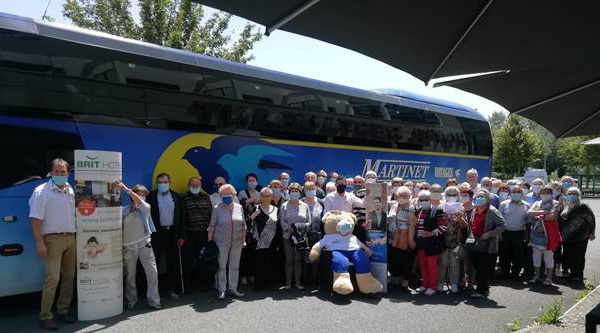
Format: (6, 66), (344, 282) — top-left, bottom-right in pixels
(487, 110), (507, 136)
(493, 115), (543, 177)
(63, 0), (262, 63)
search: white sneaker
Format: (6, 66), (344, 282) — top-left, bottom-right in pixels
(295, 284), (305, 290)
(437, 283), (445, 292)
(280, 285), (291, 290)
(450, 283), (459, 293)
(424, 288), (436, 296)
(416, 287), (427, 293)
(217, 291), (226, 300)
(241, 277), (248, 285)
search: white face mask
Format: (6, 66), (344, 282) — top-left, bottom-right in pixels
(366, 178), (376, 184)
(532, 185), (542, 194)
(445, 195), (458, 203)
(419, 201), (431, 209)
(491, 187), (500, 194)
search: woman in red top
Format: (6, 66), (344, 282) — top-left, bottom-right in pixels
(468, 189), (506, 298)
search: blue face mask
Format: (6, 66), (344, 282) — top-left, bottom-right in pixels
(247, 181), (257, 189)
(345, 185), (354, 193)
(281, 179), (289, 188)
(541, 194), (553, 202)
(52, 175), (68, 186)
(221, 195), (233, 205)
(272, 188), (282, 196)
(565, 194), (578, 202)
(562, 182), (572, 191)
(510, 193), (522, 201)
(305, 190), (316, 198)
(473, 197), (487, 206)
(189, 187), (201, 194)
(289, 192), (300, 200)
(499, 192), (509, 201)
(157, 183), (170, 193)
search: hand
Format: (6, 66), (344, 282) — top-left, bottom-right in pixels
(365, 240), (373, 247)
(113, 180), (127, 191)
(250, 209), (260, 220)
(243, 242), (247, 248)
(423, 231), (433, 238)
(177, 239), (186, 247)
(36, 240), (46, 260)
(590, 234), (595, 241)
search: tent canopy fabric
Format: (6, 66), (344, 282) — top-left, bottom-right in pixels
(197, 0), (600, 138)
(583, 137), (600, 145)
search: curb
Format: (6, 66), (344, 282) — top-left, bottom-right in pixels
(559, 283), (600, 321)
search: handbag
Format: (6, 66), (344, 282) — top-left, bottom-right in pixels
(528, 217), (548, 249)
(464, 230), (488, 253)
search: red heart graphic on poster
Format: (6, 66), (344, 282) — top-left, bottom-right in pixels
(78, 199), (96, 216)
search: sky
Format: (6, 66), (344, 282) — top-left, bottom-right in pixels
(1, 0), (506, 118)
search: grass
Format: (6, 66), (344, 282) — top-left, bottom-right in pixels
(506, 318), (521, 332)
(534, 299), (564, 325)
(575, 280), (596, 301)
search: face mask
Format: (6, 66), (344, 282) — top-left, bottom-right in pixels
(289, 192), (300, 200)
(221, 195), (233, 205)
(158, 183), (170, 193)
(398, 198), (410, 205)
(419, 200), (431, 209)
(281, 179), (289, 188)
(391, 186), (399, 194)
(52, 175), (68, 186)
(272, 188), (282, 196)
(459, 195), (470, 203)
(261, 196), (271, 206)
(431, 193), (441, 200)
(473, 197), (487, 207)
(317, 176), (326, 184)
(247, 181), (257, 189)
(552, 190), (560, 198)
(562, 182), (572, 191)
(565, 194), (577, 202)
(413, 187), (420, 194)
(499, 192), (509, 201)
(189, 187), (201, 194)
(510, 193), (521, 201)
(366, 178), (376, 184)
(305, 190), (316, 198)
(345, 185), (354, 193)
(445, 195), (458, 203)
(336, 185), (346, 194)
(540, 194), (552, 202)
(491, 187), (500, 194)
(532, 185), (542, 194)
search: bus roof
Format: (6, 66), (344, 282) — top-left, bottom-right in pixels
(0, 12), (485, 122)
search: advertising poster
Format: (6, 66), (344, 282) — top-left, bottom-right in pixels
(365, 182), (388, 292)
(75, 150), (123, 321)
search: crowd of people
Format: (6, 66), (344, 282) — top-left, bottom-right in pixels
(30, 159), (596, 330)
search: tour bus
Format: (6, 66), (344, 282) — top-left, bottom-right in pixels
(0, 12), (492, 297)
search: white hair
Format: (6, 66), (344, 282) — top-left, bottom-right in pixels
(325, 181), (336, 192)
(365, 170), (377, 178)
(260, 187), (272, 195)
(467, 168), (478, 176)
(396, 186), (412, 197)
(418, 190), (431, 198)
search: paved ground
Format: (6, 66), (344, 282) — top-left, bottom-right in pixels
(1, 199), (599, 333)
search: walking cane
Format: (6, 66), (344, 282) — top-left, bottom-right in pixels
(178, 245), (185, 295)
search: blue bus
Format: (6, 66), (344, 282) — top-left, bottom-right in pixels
(0, 12), (492, 297)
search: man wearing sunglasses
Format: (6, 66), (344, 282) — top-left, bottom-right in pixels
(209, 176), (239, 207)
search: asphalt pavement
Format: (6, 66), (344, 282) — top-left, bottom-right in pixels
(1, 199), (599, 333)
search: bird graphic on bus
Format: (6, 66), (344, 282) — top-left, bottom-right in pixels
(182, 136), (296, 190)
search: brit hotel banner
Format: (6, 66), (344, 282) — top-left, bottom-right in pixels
(74, 150), (123, 320)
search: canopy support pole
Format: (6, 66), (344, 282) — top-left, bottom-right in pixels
(514, 78), (600, 115)
(558, 107), (600, 139)
(425, 0), (494, 85)
(265, 0), (321, 36)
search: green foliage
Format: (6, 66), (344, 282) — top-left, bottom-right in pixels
(534, 299), (563, 325)
(507, 318), (521, 332)
(493, 115), (543, 176)
(487, 110), (507, 136)
(576, 280), (596, 301)
(63, 0), (262, 63)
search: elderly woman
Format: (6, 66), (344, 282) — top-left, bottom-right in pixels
(250, 187), (279, 290)
(559, 187), (595, 281)
(302, 181), (324, 282)
(527, 185), (561, 285)
(279, 182), (311, 290)
(117, 182), (161, 310)
(466, 189), (505, 298)
(414, 190), (447, 295)
(438, 186), (467, 293)
(388, 186), (417, 289)
(209, 184), (246, 299)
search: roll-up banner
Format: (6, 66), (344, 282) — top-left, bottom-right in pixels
(74, 150), (123, 320)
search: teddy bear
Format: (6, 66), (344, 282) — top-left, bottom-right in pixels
(309, 210), (383, 295)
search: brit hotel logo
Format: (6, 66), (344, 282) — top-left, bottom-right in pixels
(362, 159), (461, 181)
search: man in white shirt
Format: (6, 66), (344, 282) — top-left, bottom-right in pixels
(29, 158), (77, 330)
(323, 176), (364, 214)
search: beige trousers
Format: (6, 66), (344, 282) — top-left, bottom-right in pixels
(40, 233), (76, 320)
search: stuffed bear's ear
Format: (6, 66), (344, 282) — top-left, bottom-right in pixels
(322, 210), (341, 223)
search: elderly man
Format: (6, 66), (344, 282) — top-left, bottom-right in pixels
(30, 158), (77, 330)
(481, 177), (500, 208)
(526, 178), (544, 205)
(304, 171), (326, 199)
(466, 168), (480, 191)
(498, 185), (530, 279)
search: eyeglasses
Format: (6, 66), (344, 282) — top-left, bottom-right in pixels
(214, 183), (224, 186)
(446, 194), (458, 197)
